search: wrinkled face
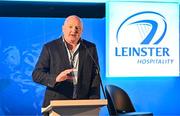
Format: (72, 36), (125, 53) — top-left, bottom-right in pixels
(62, 16), (83, 44)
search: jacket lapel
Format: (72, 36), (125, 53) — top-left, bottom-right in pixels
(76, 42), (86, 96)
(58, 37), (71, 69)
(78, 43), (86, 77)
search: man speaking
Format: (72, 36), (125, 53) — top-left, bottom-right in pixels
(32, 15), (100, 111)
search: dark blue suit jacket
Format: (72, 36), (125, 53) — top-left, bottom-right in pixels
(32, 37), (100, 107)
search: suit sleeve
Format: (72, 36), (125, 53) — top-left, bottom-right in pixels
(32, 45), (57, 88)
(89, 45), (100, 99)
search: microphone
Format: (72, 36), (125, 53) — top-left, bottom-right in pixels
(80, 39), (106, 99)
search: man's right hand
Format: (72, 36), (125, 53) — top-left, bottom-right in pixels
(55, 68), (76, 82)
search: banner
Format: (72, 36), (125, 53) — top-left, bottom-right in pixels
(106, 2), (179, 77)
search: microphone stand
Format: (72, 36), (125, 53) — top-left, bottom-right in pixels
(96, 68), (107, 99)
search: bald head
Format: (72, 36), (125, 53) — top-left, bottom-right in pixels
(64, 15), (83, 27)
(62, 15), (83, 45)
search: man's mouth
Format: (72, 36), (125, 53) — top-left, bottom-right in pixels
(70, 34), (76, 37)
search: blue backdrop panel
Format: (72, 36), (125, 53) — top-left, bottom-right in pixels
(0, 17), (105, 115)
(0, 16), (180, 116)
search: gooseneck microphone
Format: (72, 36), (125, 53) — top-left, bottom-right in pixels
(80, 39), (106, 99)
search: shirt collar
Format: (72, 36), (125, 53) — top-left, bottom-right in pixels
(62, 36), (80, 54)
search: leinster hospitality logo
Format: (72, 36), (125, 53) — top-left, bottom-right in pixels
(115, 11), (173, 65)
(116, 11), (167, 45)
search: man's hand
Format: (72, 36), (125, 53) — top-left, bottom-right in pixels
(56, 68), (76, 82)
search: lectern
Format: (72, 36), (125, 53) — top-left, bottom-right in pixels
(42, 99), (107, 116)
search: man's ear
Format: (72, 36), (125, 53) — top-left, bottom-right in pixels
(62, 25), (64, 33)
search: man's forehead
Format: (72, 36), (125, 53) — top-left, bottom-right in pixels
(64, 21), (82, 29)
(66, 19), (81, 25)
